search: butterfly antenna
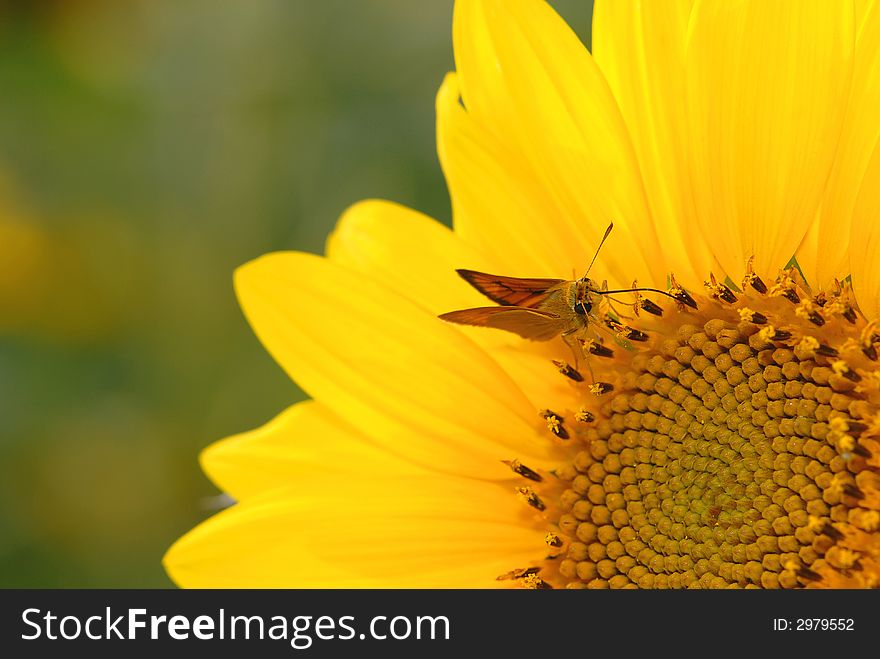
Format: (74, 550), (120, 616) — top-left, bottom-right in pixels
(584, 222), (613, 278)
(598, 286), (679, 301)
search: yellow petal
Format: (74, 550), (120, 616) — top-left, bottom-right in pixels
(797, 1), (880, 290)
(202, 401), (425, 502)
(320, 199), (601, 424)
(164, 475), (544, 588)
(490, 344), (581, 414)
(851, 140), (880, 320)
(234, 251), (560, 478)
(592, 0), (713, 290)
(325, 197), (549, 357)
(686, 0), (854, 284)
(437, 74), (577, 277)
(450, 0), (662, 289)
(326, 199), (492, 314)
(858, 0), (876, 31)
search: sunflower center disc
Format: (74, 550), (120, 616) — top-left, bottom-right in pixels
(540, 289), (880, 589)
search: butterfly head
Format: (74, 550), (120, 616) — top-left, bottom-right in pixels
(572, 277), (597, 315)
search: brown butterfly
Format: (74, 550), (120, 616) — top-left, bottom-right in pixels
(439, 224), (687, 350)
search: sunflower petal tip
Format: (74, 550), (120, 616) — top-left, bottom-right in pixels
(161, 539), (189, 589)
(436, 72), (462, 115)
(198, 439), (231, 480)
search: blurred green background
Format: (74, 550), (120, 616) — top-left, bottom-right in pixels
(0, 0), (593, 587)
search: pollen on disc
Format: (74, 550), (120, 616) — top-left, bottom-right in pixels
(534, 287), (880, 589)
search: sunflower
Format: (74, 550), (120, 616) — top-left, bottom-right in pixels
(164, 0), (880, 589)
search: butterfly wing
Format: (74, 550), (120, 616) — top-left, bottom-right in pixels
(456, 269), (565, 308)
(439, 306), (563, 341)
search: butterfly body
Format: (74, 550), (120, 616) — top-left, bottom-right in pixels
(438, 270), (601, 342)
(439, 223), (681, 349)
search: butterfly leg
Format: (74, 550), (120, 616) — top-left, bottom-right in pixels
(576, 324), (618, 395)
(561, 330), (583, 371)
(602, 298), (636, 321)
(595, 292), (635, 323)
(562, 329), (600, 386)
